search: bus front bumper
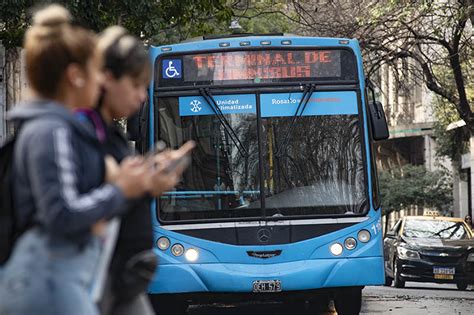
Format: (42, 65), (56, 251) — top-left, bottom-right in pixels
(148, 256), (384, 294)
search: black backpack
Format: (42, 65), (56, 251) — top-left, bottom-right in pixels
(0, 134), (20, 265)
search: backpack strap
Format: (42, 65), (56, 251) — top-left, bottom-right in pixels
(0, 135), (19, 264)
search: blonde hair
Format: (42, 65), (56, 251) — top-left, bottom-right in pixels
(24, 4), (97, 98)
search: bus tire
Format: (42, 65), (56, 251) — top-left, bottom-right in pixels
(334, 287), (362, 315)
(282, 300), (307, 313)
(149, 295), (188, 315)
(456, 282), (468, 291)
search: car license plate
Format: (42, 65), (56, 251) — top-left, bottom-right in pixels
(252, 280), (282, 293)
(433, 267), (455, 280)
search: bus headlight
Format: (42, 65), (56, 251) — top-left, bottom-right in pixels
(358, 230), (371, 243)
(344, 237), (357, 250)
(397, 246), (420, 260)
(171, 244), (184, 256)
(157, 237), (170, 251)
(467, 253), (474, 262)
(185, 248), (199, 262)
(330, 243), (344, 256)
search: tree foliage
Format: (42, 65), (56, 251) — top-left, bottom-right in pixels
(230, 0), (295, 34)
(274, 0), (474, 132)
(379, 164), (453, 216)
(433, 95), (470, 161)
(0, 0), (233, 48)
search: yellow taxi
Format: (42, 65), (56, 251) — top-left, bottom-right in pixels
(384, 212), (474, 290)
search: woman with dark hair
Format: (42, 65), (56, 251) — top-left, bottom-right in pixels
(0, 6), (184, 315)
(79, 26), (194, 315)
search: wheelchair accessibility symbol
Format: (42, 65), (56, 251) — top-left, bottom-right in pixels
(162, 59), (182, 79)
(190, 100), (202, 113)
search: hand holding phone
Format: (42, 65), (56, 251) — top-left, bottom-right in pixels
(146, 141), (195, 197)
(144, 141), (166, 160)
(161, 141), (195, 173)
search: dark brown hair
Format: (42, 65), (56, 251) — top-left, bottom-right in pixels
(98, 26), (151, 84)
(24, 4), (97, 98)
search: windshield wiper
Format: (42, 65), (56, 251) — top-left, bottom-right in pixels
(431, 222), (462, 239)
(199, 88), (248, 158)
(275, 83), (316, 157)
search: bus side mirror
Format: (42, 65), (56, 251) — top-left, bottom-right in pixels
(368, 101), (389, 141)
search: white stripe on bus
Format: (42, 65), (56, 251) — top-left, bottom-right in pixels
(160, 217), (369, 231)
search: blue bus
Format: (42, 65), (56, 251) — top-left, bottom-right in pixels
(140, 34), (389, 315)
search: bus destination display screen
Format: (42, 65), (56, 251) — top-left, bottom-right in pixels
(158, 49), (357, 87)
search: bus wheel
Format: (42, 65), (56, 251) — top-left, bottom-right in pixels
(149, 295), (188, 315)
(282, 301), (307, 313)
(334, 287), (362, 315)
(456, 282), (468, 291)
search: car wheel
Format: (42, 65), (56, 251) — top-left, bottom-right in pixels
(456, 282), (468, 291)
(384, 276), (393, 287)
(393, 258), (405, 288)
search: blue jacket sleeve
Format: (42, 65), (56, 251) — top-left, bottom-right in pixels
(23, 122), (127, 236)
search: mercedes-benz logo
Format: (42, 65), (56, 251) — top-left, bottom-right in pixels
(257, 228), (271, 243)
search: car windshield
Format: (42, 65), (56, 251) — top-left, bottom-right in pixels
(403, 219), (470, 240)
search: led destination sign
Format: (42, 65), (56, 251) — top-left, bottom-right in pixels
(189, 50), (338, 80)
(158, 49), (356, 87)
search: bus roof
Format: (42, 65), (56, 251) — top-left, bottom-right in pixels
(202, 33), (287, 41)
(149, 35), (360, 56)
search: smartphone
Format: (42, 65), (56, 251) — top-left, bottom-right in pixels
(145, 141), (166, 159)
(163, 154), (191, 173)
(162, 141), (195, 173)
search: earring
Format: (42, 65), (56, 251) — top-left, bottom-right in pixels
(75, 78), (85, 88)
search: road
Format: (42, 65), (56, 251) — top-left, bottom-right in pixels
(187, 283), (474, 315)
(362, 283), (473, 315)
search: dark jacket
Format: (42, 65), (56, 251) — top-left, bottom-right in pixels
(76, 110), (153, 298)
(8, 100), (127, 245)
(101, 118), (153, 280)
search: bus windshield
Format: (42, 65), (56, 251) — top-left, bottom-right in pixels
(155, 48), (367, 222)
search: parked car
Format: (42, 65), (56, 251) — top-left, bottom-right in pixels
(384, 214), (474, 290)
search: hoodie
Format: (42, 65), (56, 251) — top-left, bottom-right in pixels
(8, 100), (127, 245)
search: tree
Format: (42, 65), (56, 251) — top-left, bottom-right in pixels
(379, 164), (453, 230)
(0, 0), (233, 48)
(230, 0), (295, 34)
(432, 95), (470, 161)
(273, 0), (473, 132)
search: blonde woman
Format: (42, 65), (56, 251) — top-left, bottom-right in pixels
(0, 5), (174, 315)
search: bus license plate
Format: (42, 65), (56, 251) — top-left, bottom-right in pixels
(433, 267), (455, 280)
(252, 280), (282, 293)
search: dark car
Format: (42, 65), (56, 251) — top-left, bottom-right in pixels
(384, 215), (474, 290)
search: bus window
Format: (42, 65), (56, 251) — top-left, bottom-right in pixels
(260, 91), (367, 216)
(156, 95), (262, 221)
